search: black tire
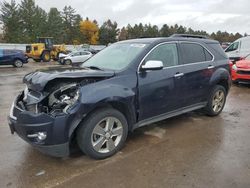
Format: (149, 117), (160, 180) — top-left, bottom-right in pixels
(13, 59), (23, 68)
(64, 59), (72, 65)
(41, 51), (51, 62)
(205, 85), (227, 116)
(77, 108), (128, 159)
(34, 59), (41, 62)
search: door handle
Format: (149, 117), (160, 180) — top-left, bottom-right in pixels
(174, 73), (184, 77)
(207, 65), (215, 69)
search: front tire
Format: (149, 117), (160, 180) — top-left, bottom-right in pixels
(205, 85), (227, 116)
(64, 59), (72, 65)
(13, 59), (23, 68)
(77, 108), (128, 159)
(41, 51), (51, 62)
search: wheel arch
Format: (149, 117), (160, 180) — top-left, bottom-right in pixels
(209, 67), (231, 94)
(70, 99), (136, 135)
(13, 57), (24, 63)
(68, 100), (136, 154)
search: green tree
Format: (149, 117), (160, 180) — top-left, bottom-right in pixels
(143, 24), (159, 37)
(160, 24), (171, 37)
(61, 6), (79, 44)
(47, 8), (64, 43)
(0, 0), (22, 43)
(99, 19), (119, 45)
(19, 0), (47, 43)
(118, 27), (128, 41)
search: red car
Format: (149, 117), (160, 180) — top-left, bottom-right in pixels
(231, 54), (250, 84)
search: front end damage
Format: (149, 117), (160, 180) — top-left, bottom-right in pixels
(8, 78), (105, 157)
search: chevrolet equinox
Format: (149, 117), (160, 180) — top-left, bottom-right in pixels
(8, 34), (231, 159)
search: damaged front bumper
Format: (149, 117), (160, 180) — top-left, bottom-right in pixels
(8, 92), (80, 157)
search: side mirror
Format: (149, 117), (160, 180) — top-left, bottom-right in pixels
(141, 60), (164, 71)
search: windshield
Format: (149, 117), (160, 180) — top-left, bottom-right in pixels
(82, 43), (148, 71)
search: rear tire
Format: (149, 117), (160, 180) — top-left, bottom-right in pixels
(13, 59), (23, 68)
(41, 51), (51, 62)
(77, 108), (128, 159)
(205, 85), (227, 116)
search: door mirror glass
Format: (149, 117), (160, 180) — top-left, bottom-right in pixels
(141, 60), (163, 71)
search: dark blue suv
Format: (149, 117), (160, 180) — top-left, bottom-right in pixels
(0, 49), (28, 67)
(8, 35), (231, 159)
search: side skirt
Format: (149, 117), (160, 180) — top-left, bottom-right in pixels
(133, 102), (207, 130)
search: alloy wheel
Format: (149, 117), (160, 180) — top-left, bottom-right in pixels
(14, 60), (23, 67)
(91, 117), (123, 153)
(212, 90), (225, 113)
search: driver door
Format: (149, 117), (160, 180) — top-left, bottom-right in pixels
(138, 43), (185, 121)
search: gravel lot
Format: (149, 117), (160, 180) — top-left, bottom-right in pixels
(0, 62), (250, 188)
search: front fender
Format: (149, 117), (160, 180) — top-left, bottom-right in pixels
(68, 83), (137, 137)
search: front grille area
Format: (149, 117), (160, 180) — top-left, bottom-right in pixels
(237, 70), (250, 75)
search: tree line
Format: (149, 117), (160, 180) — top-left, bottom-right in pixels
(0, 0), (247, 45)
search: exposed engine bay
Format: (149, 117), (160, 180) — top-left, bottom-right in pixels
(21, 78), (102, 116)
(47, 83), (79, 115)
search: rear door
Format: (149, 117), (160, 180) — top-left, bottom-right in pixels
(138, 42), (185, 120)
(179, 42), (214, 106)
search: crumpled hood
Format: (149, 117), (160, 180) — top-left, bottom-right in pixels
(23, 67), (115, 91)
(236, 60), (250, 69)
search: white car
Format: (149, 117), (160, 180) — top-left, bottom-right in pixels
(59, 51), (92, 65)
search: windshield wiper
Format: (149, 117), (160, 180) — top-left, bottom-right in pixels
(85, 66), (103, 71)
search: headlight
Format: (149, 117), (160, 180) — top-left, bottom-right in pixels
(23, 86), (29, 101)
(232, 64), (238, 71)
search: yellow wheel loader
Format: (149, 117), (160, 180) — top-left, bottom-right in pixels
(25, 37), (67, 62)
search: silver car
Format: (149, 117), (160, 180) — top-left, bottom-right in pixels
(59, 51), (92, 65)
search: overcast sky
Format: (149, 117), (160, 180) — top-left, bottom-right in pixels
(11, 0), (250, 34)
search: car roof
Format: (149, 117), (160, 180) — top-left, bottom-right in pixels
(118, 36), (218, 45)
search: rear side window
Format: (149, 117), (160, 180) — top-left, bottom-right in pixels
(180, 43), (212, 64)
(145, 43), (179, 67)
(205, 50), (213, 61)
(208, 43), (228, 59)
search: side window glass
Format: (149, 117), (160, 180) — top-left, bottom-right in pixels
(204, 49), (213, 61)
(145, 43), (179, 67)
(225, 42), (239, 52)
(0, 49), (3, 57)
(81, 52), (88, 55)
(74, 52), (80, 56)
(181, 43), (206, 64)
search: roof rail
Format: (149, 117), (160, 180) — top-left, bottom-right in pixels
(171, 34), (209, 39)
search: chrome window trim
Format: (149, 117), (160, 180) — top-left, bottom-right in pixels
(137, 41), (215, 73)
